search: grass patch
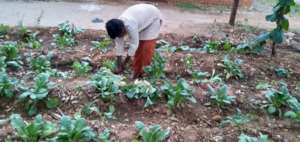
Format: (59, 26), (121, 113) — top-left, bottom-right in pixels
(176, 3), (207, 11)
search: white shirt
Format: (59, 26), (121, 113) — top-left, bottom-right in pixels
(115, 4), (162, 57)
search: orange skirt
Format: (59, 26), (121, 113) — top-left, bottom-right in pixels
(132, 40), (156, 77)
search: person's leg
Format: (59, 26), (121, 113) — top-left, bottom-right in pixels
(142, 39), (156, 67)
(132, 41), (146, 78)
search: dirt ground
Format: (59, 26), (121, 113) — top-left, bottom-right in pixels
(0, 23), (300, 141)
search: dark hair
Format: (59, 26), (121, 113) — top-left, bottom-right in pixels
(105, 19), (125, 39)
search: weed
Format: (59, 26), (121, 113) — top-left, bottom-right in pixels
(256, 82), (271, 90)
(0, 42), (19, 61)
(176, 3), (206, 11)
(191, 70), (210, 84)
(135, 121), (170, 142)
(58, 21), (83, 36)
(53, 34), (76, 48)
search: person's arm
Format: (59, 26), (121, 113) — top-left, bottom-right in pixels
(114, 38), (126, 73)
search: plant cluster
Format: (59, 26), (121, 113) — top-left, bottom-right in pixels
(90, 67), (124, 102)
(0, 72), (18, 98)
(91, 39), (112, 53)
(217, 55), (244, 80)
(8, 114), (111, 142)
(238, 133), (270, 142)
(207, 84), (236, 108)
(135, 121), (170, 142)
(144, 52), (166, 81)
(19, 73), (58, 116)
(72, 60), (92, 76)
(54, 21), (83, 48)
(123, 80), (158, 108)
(161, 78), (196, 109)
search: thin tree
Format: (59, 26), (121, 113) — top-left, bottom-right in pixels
(229, 0), (240, 26)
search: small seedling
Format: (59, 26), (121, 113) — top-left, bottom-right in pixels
(218, 55), (244, 80)
(98, 128), (111, 142)
(207, 84), (236, 108)
(135, 121), (170, 142)
(256, 82), (271, 90)
(275, 67), (290, 78)
(72, 61), (92, 76)
(285, 110), (300, 124)
(161, 78), (196, 109)
(183, 54), (194, 72)
(220, 109), (251, 127)
(238, 133), (270, 142)
(202, 40), (221, 54)
(191, 70), (210, 84)
(58, 21), (83, 36)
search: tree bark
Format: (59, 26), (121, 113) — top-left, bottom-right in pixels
(271, 42), (276, 56)
(229, 0), (240, 26)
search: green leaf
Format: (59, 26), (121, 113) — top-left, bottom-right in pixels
(10, 114), (26, 132)
(46, 98), (60, 109)
(135, 121), (145, 130)
(280, 18), (289, 31)
(284, 111), (297, 118)
(267, 105), (277, 114)
(256, 82), (271, 90)
(270, 28), (284, 44)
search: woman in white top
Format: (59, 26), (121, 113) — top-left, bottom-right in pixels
(105, 4), (162, 79)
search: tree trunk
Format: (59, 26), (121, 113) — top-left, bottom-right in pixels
(271, 42), (276, 56)
(229, 0), (240, 26)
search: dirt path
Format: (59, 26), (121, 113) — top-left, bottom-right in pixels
(0, 1), (300, 35)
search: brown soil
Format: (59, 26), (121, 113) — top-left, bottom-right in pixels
(0, 24), (300, 141)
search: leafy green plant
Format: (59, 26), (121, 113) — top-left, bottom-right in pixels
(183, 54), (193, 72)
(191, 70), (210, 84)
(264, 82), (294, 116)
(0, 42), (19, 61)
(72, 61), (92, 76)
(102, 59), (116, 71)
(217, 56), (244, 80)
(31, 55), (51, 73)
(0, 72), (17, 98)
(135, 121), (170, 142)
(123, 80), (158, 108)
(19, 73), (58, 116)
(207, 84), (236, 108)
(241, 0), (296, 55)
(90, 67), (124, 102)
(58, 21), (83, 36)
(91, 39), (112, 53)
(54, 115), (96, 142)
(202, 40), (221, 54)
(256, 82), (271, 90)
(144, 52), (166, 81)
(161, 78), (196, 109)
(238, 133), (271, 142)
(274, 67), (290, 78)
(220, 109), (251, 127)
(203, 69), (223, 84)
(0, 24), (9, 38)
(98, 128), (111, 142)
(81, 101), (102, 117)
(284, 110), (300, 124)
(26, 32), (42, 49)
(53, 34), (76, 48)
(53, 21), (83, 48)
(9, 114), (57, 142)
(0, 56), (7, 72)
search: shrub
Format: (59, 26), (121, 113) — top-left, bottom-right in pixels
(135, 121), (170, 142)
